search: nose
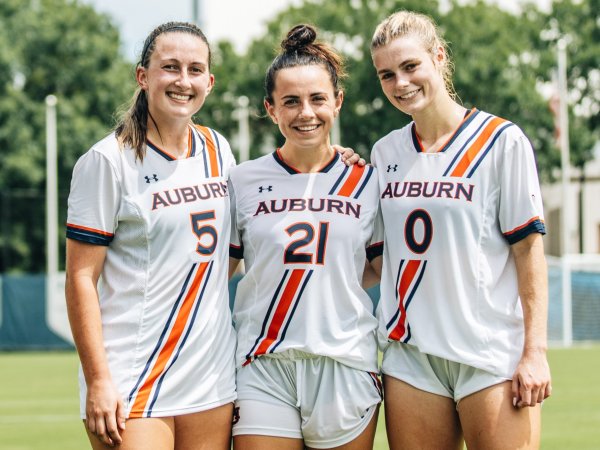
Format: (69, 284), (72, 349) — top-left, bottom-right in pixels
(298, 100), (316, 119)
(395, 75), (410, 89)
(175, 69), (192, 89)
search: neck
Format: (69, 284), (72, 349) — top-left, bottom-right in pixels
(279, 143), (335, 173)
(412, 94), (467, 143)
(146, 119), (190, 159)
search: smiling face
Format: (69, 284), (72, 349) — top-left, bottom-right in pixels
(136, 32), (214, 128)
(265, 64), (343, 153)
(372, 35), (446, 117)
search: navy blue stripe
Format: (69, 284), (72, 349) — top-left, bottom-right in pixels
(410, 123), (421, 153)
(146, 140), (175, 161)
(386, 260), (405, 331)
(245, 270), (290, 360)
(402, 323), (412, 344)
(328, 165), (349, 195)
(443, 115), (493, 177)
(229, 243), (244, 259)
(66, 228), (112, 246)
(200, 134), (210, 178)
(147, 261), (213, 416)
(466, 123), (514, 178)
(127, 263), (197, 404)
(504, 220), (546, 244)
(354, 165), (374, 199)
(366, 242), (383, 262)
(209, 128), (224, 173)
(271, 270), (313, 353)
(272, 151), (298, 174)
(403, 261), (426, 311)
(189, 128), (197, 157)
(438, 109), (480, 153)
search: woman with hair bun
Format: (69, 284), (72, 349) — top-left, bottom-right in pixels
(369, 10), (551, 450)
(229, 24), (382, 450)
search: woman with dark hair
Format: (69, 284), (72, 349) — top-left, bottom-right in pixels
(228, 24), (381, 450)
(65, 22), (236, 449)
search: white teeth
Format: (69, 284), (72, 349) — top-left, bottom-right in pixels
(296, 125), (319, 131)
(399, 89), (420, 100)
(168, 93), (190, 101)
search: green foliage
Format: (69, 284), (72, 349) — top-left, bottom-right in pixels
(206, 0), (597, 176)
(0, 0), (133, 272)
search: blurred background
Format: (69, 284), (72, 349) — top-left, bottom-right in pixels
(0, 0), (598, 448)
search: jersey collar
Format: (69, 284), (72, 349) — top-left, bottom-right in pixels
(411, 108), (479, 154)
(272, 148), (339, 174)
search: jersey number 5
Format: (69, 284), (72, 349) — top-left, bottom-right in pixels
(191, 211), (217, 256)
(284, 222), (329, 264)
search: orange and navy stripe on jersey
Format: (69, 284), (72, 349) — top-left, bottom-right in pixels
(503, 216), (546, 244)
(127, 261), (214, 418)
(194, 125), (223, 178)
(244, 268), (313, 365)
(441, 112), (514, 179)
(66, 223), (114, 246)
(328, 164), (374, 199)
(386, 259), (427, 343)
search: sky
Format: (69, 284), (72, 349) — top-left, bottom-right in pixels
(81, 0), (551, 61)
(81, 0), (302, 60)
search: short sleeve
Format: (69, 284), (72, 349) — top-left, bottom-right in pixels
(228, 179), (243, 259)
(66, 149), (121, 246)
(366, 206), (384, 261)
(498, 131), (546, 244)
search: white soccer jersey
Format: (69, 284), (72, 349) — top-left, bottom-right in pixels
(67, 125), (236, 418)
(371, 109), (546, 378)
(229, 150), (380, 372)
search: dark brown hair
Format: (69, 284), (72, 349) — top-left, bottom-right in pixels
(264, 24), (346, 104)
(114, 22), (211, 161)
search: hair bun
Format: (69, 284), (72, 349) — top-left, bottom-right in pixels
(282, 24), (316, 51)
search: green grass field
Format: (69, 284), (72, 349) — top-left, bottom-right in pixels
(1, 347), (599, 449)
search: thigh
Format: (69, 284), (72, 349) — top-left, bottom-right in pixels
(383, 375), (463, 450)
(458, 381), (541, 450)
(86, 417), (174, 450)
(308, 404), (379, 450)
(174, 403), (234, 450)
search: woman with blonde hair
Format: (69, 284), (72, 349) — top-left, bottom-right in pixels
(369, 10), (551, 449)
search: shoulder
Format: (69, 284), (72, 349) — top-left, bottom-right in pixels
(371, 123), (413, 158)
(230, 153), (275, 181)
(75, 132), (122, 170)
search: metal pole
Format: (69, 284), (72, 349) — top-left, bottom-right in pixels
(46, 95), (58, 277)
(237, 96), (250, 162)
(557, 39), (572, 346)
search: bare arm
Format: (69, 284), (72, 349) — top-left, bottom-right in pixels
(65, 239), (125, 446)
(229, 257), (241, 280)
(510, 232), (552, 408)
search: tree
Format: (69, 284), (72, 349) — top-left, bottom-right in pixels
(0, 0), (133, 272)
(206, 0), (597, 179)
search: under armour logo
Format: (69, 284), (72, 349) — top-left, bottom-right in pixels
(258, 185), (273, 193)
(145, 174), (159, 183)
(387, 164), (398, 172)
